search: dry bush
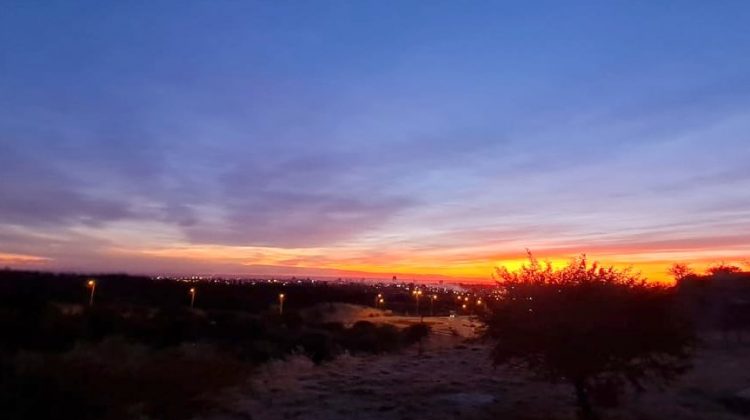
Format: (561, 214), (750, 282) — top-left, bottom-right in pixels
(482, 254), (695, 419)
(1, 337), (251, 420)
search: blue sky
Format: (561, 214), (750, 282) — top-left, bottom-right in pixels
(1, 1), (749, 278)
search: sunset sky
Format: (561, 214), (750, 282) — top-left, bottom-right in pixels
(1, 1), (749, 282)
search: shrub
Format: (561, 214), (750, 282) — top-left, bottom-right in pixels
(1, 339), (251, 420)
(298, 332), (341, 363)
(342, 321), (403, 353)
(402, 323), (431, 345)
(482, 254), (694, 419)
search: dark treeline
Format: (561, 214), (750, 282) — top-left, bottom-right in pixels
(675, 265), (750, 339)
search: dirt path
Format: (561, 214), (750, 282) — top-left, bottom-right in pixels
(208, 318), (750, 420)
(223, 343), (571, 420)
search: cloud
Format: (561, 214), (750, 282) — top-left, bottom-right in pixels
(183, 194), (411, 248)
(0, 252), (51, 266)
(0, 143), (137, 227)
(0, 106), (423, 249)
(2, 1), (750, 277)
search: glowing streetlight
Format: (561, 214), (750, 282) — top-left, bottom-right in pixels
(430, 294), (437, 316)
(278, 293), (285, 315)
(412, 289), (423, 316)
(189, 287), (196, 308)
(379, 297), (385, 306)
(86, 279), (96, 306)
(375, 293), (383, 307)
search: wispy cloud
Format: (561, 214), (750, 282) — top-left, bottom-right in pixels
(1, 1), (749, 280)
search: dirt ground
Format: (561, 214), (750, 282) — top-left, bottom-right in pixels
(206, 310), (750, 420)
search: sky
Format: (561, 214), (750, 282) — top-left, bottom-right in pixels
(1, 1), (749, 282)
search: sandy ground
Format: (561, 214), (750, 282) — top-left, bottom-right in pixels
(205, 310), (750, 420)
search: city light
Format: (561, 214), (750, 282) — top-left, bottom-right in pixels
(86, 279), (96, 306)
(414, 289), (423, 316)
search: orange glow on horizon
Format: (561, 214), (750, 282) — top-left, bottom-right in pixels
(8, 243), (745, 285)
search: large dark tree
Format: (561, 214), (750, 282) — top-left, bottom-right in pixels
(481, 254), (694, 419)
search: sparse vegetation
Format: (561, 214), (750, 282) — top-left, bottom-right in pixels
(3, 264), (750, 419)
(0, 270), (433, 419)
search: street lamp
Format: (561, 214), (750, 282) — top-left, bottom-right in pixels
(413, 289), (423, 316)
(86, 279), (96, 306)
(375, 293), (383, 307)
(430, 294), (437, 316)
(189, 287), (196, 309)
(278, 293), (285, 315)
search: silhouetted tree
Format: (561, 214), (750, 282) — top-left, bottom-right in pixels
(677, 264), (750, 342)
(707, 262), (743, 276)
(667, 262), (694, 281)
(482, 254), (694, 419)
